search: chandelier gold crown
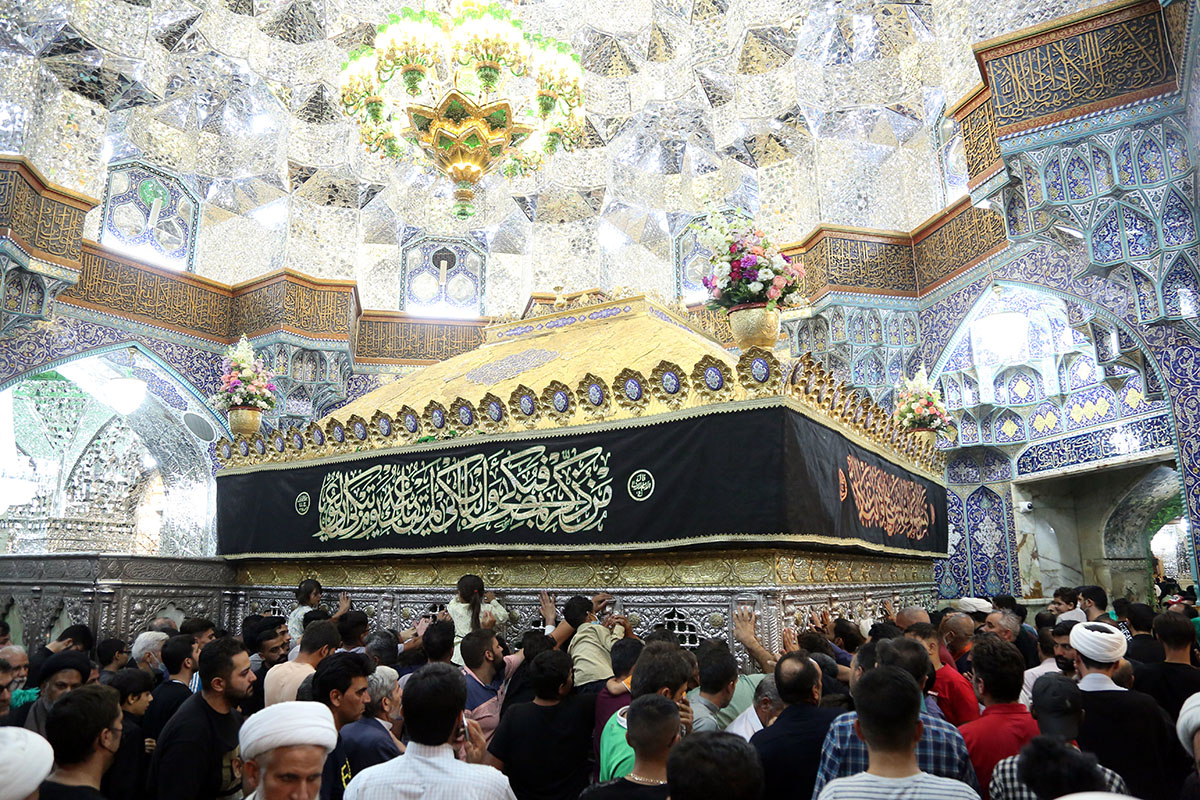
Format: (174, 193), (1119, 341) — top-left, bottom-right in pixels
(338, 2), (585, 219)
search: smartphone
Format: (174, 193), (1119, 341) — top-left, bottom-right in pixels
(613, 597), (624, 616)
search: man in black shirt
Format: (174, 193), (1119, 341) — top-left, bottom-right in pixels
(750, 649), (840, 800)
(242, 620), (290, 717)
(38, 683), (122, 800)
(581, 694), (677, 800)
(488, 649), (596, 800)
(148, 637), (257, 800)
(29, 625), (94, 685)
(1125, 603), (1165, 664)
(1133, 611), (1200, 720)
(102, 668), (156, 800)
(143, 634), (199, 739)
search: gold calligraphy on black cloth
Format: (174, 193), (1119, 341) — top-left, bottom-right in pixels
(317, 445), (614, 540)
(986, 9), (1176, 133)
(841, 453), (933, 541)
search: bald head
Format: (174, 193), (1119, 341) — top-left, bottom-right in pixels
(940, 612), (975, 655)
(895, 606), (930, 631)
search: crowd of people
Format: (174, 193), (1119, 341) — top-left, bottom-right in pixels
(1, 579), (1200, 800)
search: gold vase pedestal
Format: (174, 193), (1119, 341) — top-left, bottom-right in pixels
(908, 428), (937, 449)
(228, 406), (263, 437)
(727, 303), (781, 349)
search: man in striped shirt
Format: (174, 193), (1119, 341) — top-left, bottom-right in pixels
(812, 641), (979, 797)
(816, 666), (979, 800)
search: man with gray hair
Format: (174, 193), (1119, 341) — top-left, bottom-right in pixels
(725, 675), (782, 741)
(984, 609), (1038, 668)
(132, 631), (170, 681)
(340, 664), (403, 774)
(0, 645), (29, 691)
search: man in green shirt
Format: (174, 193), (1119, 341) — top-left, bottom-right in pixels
(599, 643), (693, 781)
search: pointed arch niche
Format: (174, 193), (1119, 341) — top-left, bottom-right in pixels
(930, 282), (1180, 600)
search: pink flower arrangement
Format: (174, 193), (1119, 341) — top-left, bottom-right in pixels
(893, 367), (950, 431)
(208, 336), (277, 412)
(692, 211), (808, 312)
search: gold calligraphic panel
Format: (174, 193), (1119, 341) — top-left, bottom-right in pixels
(686, 306), (734, 346)
(797, 233), (917, 297)
(63, 246), (233, 339)
(957, 93), (1001, 183)
(913, 203), (1008, 290)
(356, 317), (486, 362)
(284, 280), (353, 336)
(980, 2), (1177, 134)
(236, 549), (935, 589)
(231, 281), (285, 337)
(0, 161), (89, 268)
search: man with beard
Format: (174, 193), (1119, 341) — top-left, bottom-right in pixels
(4, 651), (90, 734)
(242, 621), (290, 717)
(0, 645), (29, 691)
(1050, 620), (1079, 679)
(148, 637), (257, 800)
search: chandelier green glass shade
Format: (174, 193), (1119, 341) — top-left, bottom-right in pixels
(338, 3), (585, 219)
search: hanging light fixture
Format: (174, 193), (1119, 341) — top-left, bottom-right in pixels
(339, 2), (584, 219)
(104, 346), (148, 415)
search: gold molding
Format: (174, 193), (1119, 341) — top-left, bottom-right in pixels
(234, 548), (938, 589)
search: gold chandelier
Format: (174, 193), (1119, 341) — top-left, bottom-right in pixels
(338, 3), (584, 219)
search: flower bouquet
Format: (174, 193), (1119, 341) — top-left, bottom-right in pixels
(893, 367), (950, 447)
(209, 337), (276, 436)
(692, 211), (806, 311)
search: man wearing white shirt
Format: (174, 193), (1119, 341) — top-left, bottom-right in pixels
(344, 662), (516, 800)
(1019, 628), (1059, 708)
(725, 676), (782, 741)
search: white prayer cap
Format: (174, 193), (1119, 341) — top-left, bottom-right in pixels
(0, 728), (54, 800)
(239, 701), (338, 762)
(1177, 692), (1200, 757)
(955, 597), (992, 614)
(1069, 622), (1127, 663)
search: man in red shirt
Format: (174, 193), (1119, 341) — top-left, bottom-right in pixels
(958, 635), (1040, 800)
(905, 623), (979, 726)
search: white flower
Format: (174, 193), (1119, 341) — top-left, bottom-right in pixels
(714, 262), (731, 278)
(717, 277), (730, 288)
(749, 281), (764, 293)
(772, 254), (788, 269)
(757, 268), (774, 281)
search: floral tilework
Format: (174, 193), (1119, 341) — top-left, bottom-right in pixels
(966, 485), (1011, 596)
(948, 452), (981, 485)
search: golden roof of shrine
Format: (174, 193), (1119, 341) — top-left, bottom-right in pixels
(215, 290), (944, 483)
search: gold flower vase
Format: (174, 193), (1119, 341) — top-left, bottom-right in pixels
(908, 428), (937, 449)
(228, 406), (263, 437)
(727, 303), (781, 350)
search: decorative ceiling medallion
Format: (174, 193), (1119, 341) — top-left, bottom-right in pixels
(423, 400), (448, 430)
(649, 360), (690, 409)
(371, 410), (395, 441)
(448, 397), (477, 434)
(541, 379), (574, 424)
(691, 355), (733, 402)
(397, 405), (421, 437)
(478, 392), (507, 433)
(508, 384), (541, 427)
(737, 347), (782, 397)
(614, 367), (649, 414)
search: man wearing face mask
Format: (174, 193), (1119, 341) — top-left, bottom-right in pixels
(132, 632), (170, 685)
(340, 665), (404, 775)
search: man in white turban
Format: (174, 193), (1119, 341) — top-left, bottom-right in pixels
(239, 701), (339, 800)
(0, 728), (54, 800)
(1177, 692), (1200, 770)
(1070, 621), (1190, 798)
